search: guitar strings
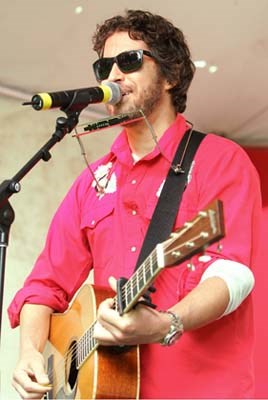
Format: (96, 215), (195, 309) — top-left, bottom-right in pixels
(120, 218), (207, 302)
(46, 217), (208, 391)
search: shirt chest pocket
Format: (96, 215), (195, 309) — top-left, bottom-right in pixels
(80, 200), (115, 242)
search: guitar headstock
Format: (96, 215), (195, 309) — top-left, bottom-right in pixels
(160, 199), (225, 267)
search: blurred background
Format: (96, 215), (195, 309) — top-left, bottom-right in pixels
(0, 1), (267, 398)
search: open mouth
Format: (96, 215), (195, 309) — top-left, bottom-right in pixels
(121, 88), (132, 98)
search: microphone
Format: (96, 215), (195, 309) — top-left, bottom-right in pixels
(23, 82), (122, 111)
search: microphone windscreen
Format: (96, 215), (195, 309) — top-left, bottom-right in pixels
(102, 82), (122, 105)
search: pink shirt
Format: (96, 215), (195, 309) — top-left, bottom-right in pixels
(8, 114), (262, 398)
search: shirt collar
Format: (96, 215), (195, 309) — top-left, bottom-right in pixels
(111, 114), (188, 165)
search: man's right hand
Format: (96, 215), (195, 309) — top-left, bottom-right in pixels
(12, 303), (53, 399)
(12, 349), (51, 399)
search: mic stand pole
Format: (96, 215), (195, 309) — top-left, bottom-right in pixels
(0, 109), (81, 340)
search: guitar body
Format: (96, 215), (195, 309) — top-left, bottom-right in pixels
(44, 284), (140, 399)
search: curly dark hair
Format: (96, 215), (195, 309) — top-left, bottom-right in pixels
(92, 9), (195, 113)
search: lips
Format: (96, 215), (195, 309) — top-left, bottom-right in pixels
(120, 86), (132, 97)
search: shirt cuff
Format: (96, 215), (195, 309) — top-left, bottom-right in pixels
(200, 259), (254, 316)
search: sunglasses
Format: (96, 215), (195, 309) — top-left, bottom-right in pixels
(93, 49), (154, 82)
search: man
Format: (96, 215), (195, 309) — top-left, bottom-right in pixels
(8, 9), (262, 399)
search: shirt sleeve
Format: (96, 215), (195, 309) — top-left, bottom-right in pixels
(176, 134), (262, 298)
(197, 134), (261, 265)
(7, 170), (93, 328)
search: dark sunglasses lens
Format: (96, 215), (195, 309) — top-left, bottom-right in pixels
(118, 51), (142, 72)
(93, 50), (144, 80)
(94, 58), (114, 81)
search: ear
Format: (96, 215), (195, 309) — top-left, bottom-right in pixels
(164, 79), (176, 91)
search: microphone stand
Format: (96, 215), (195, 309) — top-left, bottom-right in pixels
(0, 107), (82, 340)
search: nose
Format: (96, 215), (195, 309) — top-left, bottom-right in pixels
(105, 61), (125, 83)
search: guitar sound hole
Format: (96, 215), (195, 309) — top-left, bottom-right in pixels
(65, 341), (78, 391)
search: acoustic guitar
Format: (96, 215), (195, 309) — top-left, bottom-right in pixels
(44, 199), (225, 399)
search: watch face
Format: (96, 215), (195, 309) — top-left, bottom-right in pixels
(167, 330), (182, 345)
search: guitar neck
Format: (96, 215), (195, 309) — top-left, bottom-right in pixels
(115, 248), (162, 314)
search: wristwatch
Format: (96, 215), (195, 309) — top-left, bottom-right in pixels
(159, 310), (184, 346)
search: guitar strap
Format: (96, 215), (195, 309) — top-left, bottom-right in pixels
(116, 128), (206, 314)
(134, 128), (206, 272)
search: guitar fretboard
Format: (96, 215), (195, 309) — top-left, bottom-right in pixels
(76, 321), (98, 369)
(119, 248), (160, 313)
(76, 247), (162, 369)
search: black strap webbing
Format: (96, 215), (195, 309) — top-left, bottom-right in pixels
(134, 129), (206, 271)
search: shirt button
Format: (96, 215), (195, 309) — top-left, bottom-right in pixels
(91, 220), (96, 226)
(131, 179), (136, 184)
(131, 246), (137, 252)
(132, 210), (137, 215)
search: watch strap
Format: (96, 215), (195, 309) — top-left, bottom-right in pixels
(159, 310), (184, 346)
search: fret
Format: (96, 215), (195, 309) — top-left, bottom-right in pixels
(82, 333), (85, 362)
(135, 269), (141, 291)
(132, 274), (138, 298)
(90, 324), (97, 350)
(149, 253), (154, 276)
(152, 249), (160, 274)
(86, 330), (90, 354)
(89, 332), (93, 352)
(137, 263), (147, 289)
(125, 281), (132, 308)
(145, 259), (153, 281)
(123, 272), (140, 311)
(130, 276), (134, 299)
(86, 331), (90, 353)
(81, 338), (84, 364)
(142, 262), (147, 287)
(77, 341), (81, 368)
